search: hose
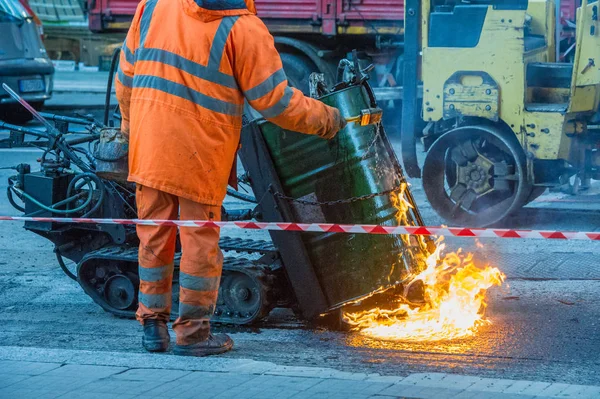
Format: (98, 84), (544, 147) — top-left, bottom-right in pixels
(66, 173), (92, 197)
(226, 187), (257, 203)
(7, 186), (25, 212)
(72, 147), (97, 169)
(19, 187), (94, 215)
(16, 173), (102, 215)
(24, 192), (87, 218)
(66, 173), (106, 217)
(9, 172), (106, 217)
(54, 247), (77, 281)
(104, 47), (121, 126)
(82, 176), (106, 217)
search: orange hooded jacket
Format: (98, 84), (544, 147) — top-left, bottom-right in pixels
(116, 0), (341, 206)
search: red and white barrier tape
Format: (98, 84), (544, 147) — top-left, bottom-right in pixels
(0, 215), (599, 240)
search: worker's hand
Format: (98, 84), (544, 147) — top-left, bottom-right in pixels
(320, 108), (347, 140)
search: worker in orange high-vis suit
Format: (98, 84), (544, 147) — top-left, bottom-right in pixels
(115, 0), (345, 356)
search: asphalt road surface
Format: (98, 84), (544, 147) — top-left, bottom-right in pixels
(1, 72), (600, 386)
(1, 146), (600, 387)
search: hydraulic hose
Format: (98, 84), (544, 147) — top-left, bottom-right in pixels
(7, 186), (25, 213)
(226, 187), (257, 203)
(24, 192), (87, 218)
(10, 172), (106, 217)
(19, 187), (94, 215)
(15, 172), (102, 215)
(80, 175), (105, 217)
(71, 147), (97, 169)
(55, 247), (77, 281)
(66, 172), (106, 217)
(104, 47), (121, 126)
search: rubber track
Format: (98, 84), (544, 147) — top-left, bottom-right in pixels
(82, 236), (276, 262)
(219, 236), (276, 254)
(77, 236), (280, 324)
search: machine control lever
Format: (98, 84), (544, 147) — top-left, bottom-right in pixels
(582, 58), (596, 74)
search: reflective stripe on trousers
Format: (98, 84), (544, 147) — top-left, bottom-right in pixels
(136, 185), (222, 345)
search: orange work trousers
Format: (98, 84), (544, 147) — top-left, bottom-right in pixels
(135, 185), (222, 345)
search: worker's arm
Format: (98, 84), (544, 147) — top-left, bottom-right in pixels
(230, 17), (345, 139)
(115, 1), (144, 137)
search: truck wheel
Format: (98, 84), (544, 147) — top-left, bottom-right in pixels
(280, 53), (318, 95)
(422, 124), (532, 227)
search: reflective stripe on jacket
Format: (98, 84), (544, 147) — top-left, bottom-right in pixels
(115, 0), (340, 205)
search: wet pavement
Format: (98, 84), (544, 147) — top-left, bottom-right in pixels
(0, 72), (599, 389)
(1, 149), (600, 387)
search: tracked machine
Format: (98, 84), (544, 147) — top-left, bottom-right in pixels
(2, 56), (432, 325)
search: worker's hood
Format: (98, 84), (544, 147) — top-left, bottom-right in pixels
(181, 0), (256, 22)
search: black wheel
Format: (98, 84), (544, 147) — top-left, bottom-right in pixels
(215, 268), (271, 324)
(103, 274), (138, 310)
(0, 101), (44, 124)
(280, 52), (318, 95)
(423, 125), (531, 227)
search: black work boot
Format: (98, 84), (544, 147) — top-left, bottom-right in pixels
(142, 320), (170, 352)
(174, 334), (233, 357)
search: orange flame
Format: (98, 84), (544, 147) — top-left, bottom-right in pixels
(344, 188), (505, 341)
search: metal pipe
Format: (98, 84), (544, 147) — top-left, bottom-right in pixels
(1, 84), (93, 173)
(226, 187), (257, 203)
(65, 134), (100, 146)
(38, 112), (98, 126)
(0, 121), (50, 139)
(27, 134), (100, 148)
(555, 0), (561, 62)
(105, 48), (121, 126)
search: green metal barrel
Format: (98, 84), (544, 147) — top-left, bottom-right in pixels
(257, 83), (426, 309)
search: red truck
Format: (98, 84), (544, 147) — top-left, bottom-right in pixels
(87, 0), (405, 102)
(87, 0), (579, 106)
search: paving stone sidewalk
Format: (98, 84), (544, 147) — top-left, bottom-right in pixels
(0, 346), (598, 399)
